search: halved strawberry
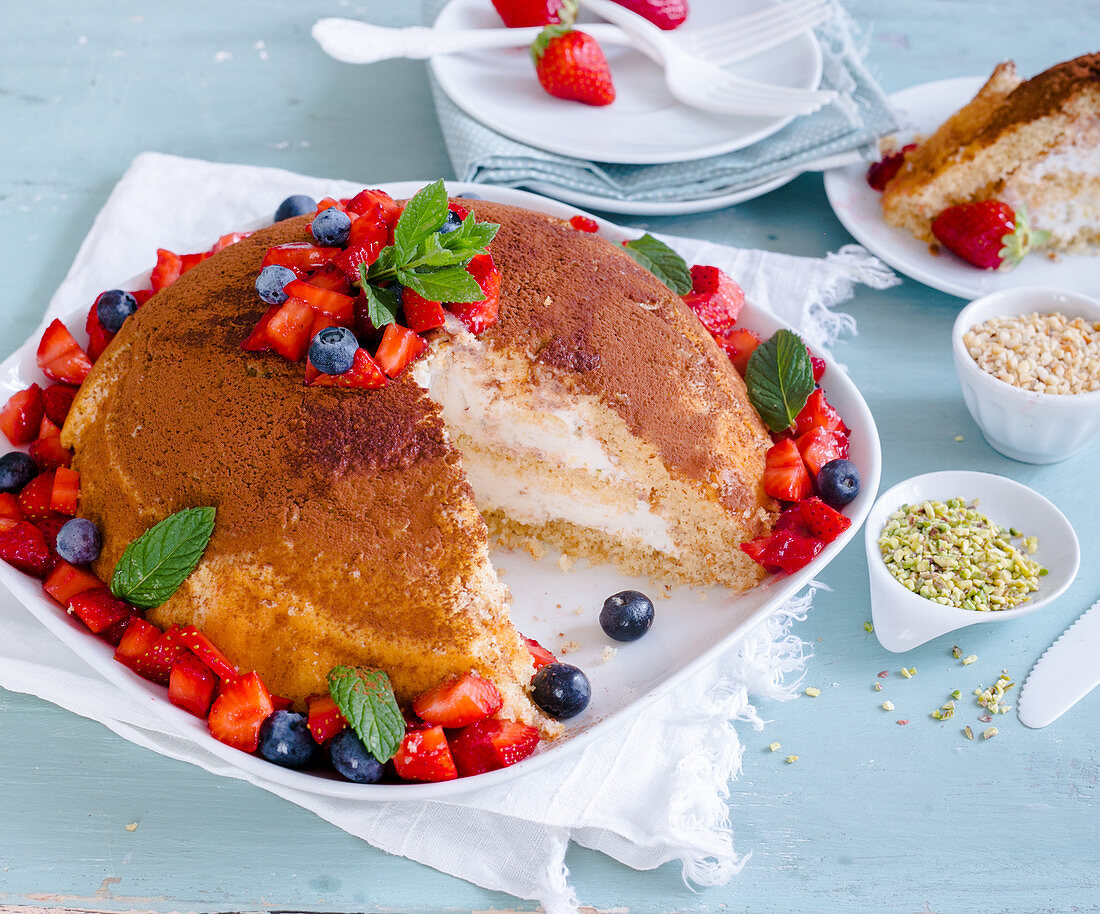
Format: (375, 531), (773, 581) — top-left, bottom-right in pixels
(714, 327), (761, 376)
(132, 625), (188, 685)
(18, 471), (59, 522)
(682, 265), (745, 335)
(0, 493), (23, 521)
(262, 242), (338, 276)
(266, 299), (315, 361)
(49, 466), (79, 515)
(114, 618), (163, 671)
(29, 436), (72, 472)
(741, 527), (824, 574)
(283, 281), (356, 326)
(401, 288), (447, 333)
(43, 560), (103, 606)
(169, 653), (218, 718)
(0, 384), (45, 446)
(85, 301), (116, 362)
(762, 438), (812, 502)
(150, 249), (183, 292)
(793, 389), (849, 437)
(523, 636), (556, 670)
(374, 324), (427, 379)
(208, 671), (275, 752)
(412, 671), (504, 728)
(799, 496), (852, 543)
(795, 427), (849, 476)
(241, 304), (281, 353)
(42, 384), (78, 428)
(392, 725), (458, 782)
(36, 320), (93, 385)
(176, 625), (238, 680)
(569, 215), (599, 232)
(67, 588), (132, 635)
(0, 521), (49, 577)
(307, 694), (348, 744)
(446, 253), (500, 335)
(304, 348), (388, 389)
(449, 718), (540, 777)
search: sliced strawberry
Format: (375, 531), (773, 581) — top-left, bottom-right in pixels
(762, 438), (812, 502)
(99, 606), (143, 647)
(0, 493), (23, 521)
(0, 385), (45, 446)
(132, 625), (188, 685)
(208, 231), (251, 254)
(446, 253), (500, 335)
(569, 215), (599, 232)
(807, 348), (827, 382)
(799, 496), (852, 543)
(270, 693), (294, 711)
(315, 196), (343, 213)
(523, 636), (557, 670)
(307, 694), (348, 744)
(282, 281), (355, 326)
(401, 288), (447, 333)
(36, 320), (93, 385)
(37, 414), (61, 440)
(682, 265), (745, 335)
(449, 718), (540, 777)
(374, 324), (427, 379)
(67, 588), (132, 635)
(85, 302), (116, 362)
(714, 327), (761, 376)
(29, 436), (72, 471)
(18, 471), (59, 522)
(168, 653), (218, 718)
(43, 560), (102, 606)
(0, 521), (49, 578)
(491, 0), (566, 28)
(150, 249), (183, 292)
(741, 527), (824, 574)
(304, 264), (355, 296)
(114, 617), (163, 671)
(795, 427), (849, 476)
(332, 212), (390, 280)
(262, 242), (338, 276)
(132, 289), (153, 307)
(304, 348), (388, 389)
(178, 251), (209, 275)
(176, 625), (238, 680)
(412, 672), (504, 728)
(49, 466), (79, 515)
(207, 671), (275, 753)
(344, 189), (402, 231)
(793, 388), (849, 437)
(266, 299), (315, 361)
(392, 725), (458, 782)
(34, 514), (66, 571)
(241, 304), (281, 353)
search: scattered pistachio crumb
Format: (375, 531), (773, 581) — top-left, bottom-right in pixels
(954, 435), (965, 442)
(125, 823), (138, 832)
(769, 742), (781, 752)
(952, 645), (962, 659)
(785, 755), (798, 764)
(962, 654), (977, 665)
(982, 727), (998, 740)
(881, 700), (895, 711)
(804, 686), (821, 698)
(932, 701), (955, 720)
(600, 646), (617, 662)
(979, 713), (993, 723)
(863, 621), (874, 633)
(950, 689), (962, 700)
(900, 667), (916, 678)
(874, 682), (883, 692)
(559, 640), (580, 655)
(964, 725), (974, 740)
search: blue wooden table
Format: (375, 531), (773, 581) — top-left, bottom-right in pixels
(3, 2), (1098, 912)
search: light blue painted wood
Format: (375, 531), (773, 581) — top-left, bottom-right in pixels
(1, 2), (1099, 912)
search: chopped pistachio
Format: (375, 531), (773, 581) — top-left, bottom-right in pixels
(874, 682), (883, 692)
(963, 725), (974, 740)
(962, 654), (978, 665)
(804, 686), (821, 698)
(863, 621), (874, 633)
(952, 645), (962, 659)
(768, 742), (781, 752)
(785, 755), (799, 764)
(950, 689), (962, 700)
(881, 700), (895, 711)
(899, 666), (916, 678)
(982, 727), (998, 740)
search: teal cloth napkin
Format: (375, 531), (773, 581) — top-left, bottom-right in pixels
(421, 0), (899, 204)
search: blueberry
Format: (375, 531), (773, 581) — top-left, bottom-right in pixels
(311, 207), (351, 246)
(816, 458), (861, 508)
(55, 518), (102, 565)
(255, 265), (297, 305)
(95, 289), (138, 333)
(531, 663), (590, 720)
(328, 729), (385, 783)
(599, 590), (654, 642)
(0, 452), (37, 494)
(308, 326), (358, 375)
(274, 194), (317, 222)
(257, 710), (316, 769)
(438, 210), (463, 234)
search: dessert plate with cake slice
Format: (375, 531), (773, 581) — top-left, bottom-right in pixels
(0, 183), (880, 799)
(824, 62), (1100, 300)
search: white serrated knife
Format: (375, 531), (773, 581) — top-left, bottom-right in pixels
(1018, 596), (1100, 728)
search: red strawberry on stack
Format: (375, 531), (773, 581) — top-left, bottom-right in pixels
(866, 143), (916, 192)
(610, 0), (689, 30)
(492, 0), (567, 26)
(682, 264), (745, 336)
(931, 200), (1049, 270)
(532, 26), (616, 106)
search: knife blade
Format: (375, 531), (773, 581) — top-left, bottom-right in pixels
(1017, 596), (1100, 729)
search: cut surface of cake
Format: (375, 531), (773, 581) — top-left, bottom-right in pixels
(882, 53), (1100, 253)
(61, 197), (777, 725)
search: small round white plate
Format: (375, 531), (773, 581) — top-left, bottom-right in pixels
(824, 76), (1100, 300)
(431, 0), (823, 165)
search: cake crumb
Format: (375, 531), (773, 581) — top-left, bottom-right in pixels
(698, 590), (708, 602)
(559, 640), (580, 655)
(804, 686), (821, 698)
(574, 607), (583, 616)
(125, 823), (138, 832)
(768, 742), (781, 752)
(954, 435), (965, 442)
(785, 755), (798, 764)
(557, 553), (574, 571)
(662, 584), (673, 599)
(601, 646), (617, 662)
(881, 700), (895, 711)
(543, 296), (553, 308)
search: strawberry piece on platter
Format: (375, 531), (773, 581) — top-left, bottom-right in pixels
(0, 521), (50, 578)
(411, 672), (504, 729)
(0, 385), (45, 446)
(392, 725), (458, 782)
(449, 718), (540, 777)
(207, 671), (276, 753)
(762, 438), (813, 503)
(682, 265), (745, 335)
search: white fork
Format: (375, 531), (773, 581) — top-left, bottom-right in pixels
(312, 0), (831, 69)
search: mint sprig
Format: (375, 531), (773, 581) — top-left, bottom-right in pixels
(327, 665), (404, 762)
(744, 329), (815, 433)
(357, 180), (499, 326)
(622, 234), (692, 296)
(110, 507), (216, 608)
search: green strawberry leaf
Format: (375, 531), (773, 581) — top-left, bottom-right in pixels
(399, 265), (484, 303)
(110, 507), (216, 608)
(622, 234), (692, 296)
(393, 179), (449, 255)
(327, 665), (404, 762)
(745, 329), (815, 433)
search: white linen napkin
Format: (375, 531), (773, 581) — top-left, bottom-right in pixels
(0, 152), (898, 913)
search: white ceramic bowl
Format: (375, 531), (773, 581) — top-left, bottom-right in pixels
(865, 471), (1079, 653)
(952, 287), (1100, 464)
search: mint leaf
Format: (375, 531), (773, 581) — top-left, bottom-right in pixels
(110, 507), (216, 608)
(399, 266), (484, 303)
(745, 329), (815, 433)
(623, 234), (692, 295)
(393, 179), (449, 255)
(359, 276), (399, 328)
(327, 665), (404, 762)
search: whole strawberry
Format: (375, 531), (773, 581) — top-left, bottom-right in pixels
(931, 201), (1049, 270)
(611, 0), (688, 29)
(532, 26), (616, 106)
(492, 0), (568, 28)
